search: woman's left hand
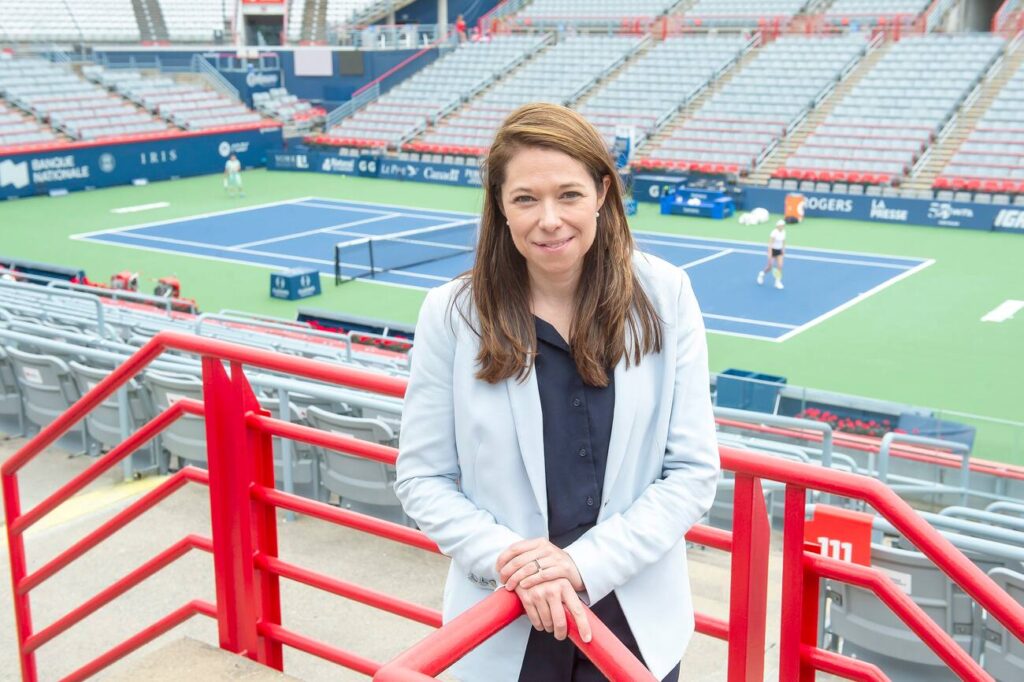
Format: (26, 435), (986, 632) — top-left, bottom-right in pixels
(496, 537), (585, 593)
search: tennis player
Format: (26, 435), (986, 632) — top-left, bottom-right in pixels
(223, 153), (244, 198)
(757, 219), (786, 290)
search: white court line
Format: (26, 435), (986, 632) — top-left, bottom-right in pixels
(635, 235), (912, 270)
(110, 202), (170, 214)
(298, 196), (478, 218)
(71, 197), (317, 239)
(292, 201), (399, 216)
(703, 313), (797, 330)
(981, 300), (1024, 323)
(774, 258), (937, 343)
(682, 249), (733, 269)
(232, 213), (401, 249)
(98, 231), (336, 266)
(82, 232), (443, 290)
(634, 228), (927, 263)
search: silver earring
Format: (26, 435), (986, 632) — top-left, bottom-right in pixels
(595, 211), (600, 219)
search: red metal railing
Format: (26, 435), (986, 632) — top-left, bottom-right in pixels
(4, 330), (1024, 680)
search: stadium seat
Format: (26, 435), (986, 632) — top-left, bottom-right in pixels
(5, 346), (94, 455)
(305, 406), (413, 527)
(68, 360), (163, 474)
(258, 397), (320, 497)
(143, 371), (208, 469)
(984, 568), (1024, 681)
(0, 347), (26, 436)
(827, 543), (977, 681)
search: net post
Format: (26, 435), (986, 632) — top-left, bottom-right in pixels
(334, 244), (340, 286)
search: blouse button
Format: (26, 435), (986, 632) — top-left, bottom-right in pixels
(578, 448), (587, 457)
(572, 397), (582, 408)
(586, 496), (594, 506)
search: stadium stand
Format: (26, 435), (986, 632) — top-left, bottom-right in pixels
(777, 33), (1005, 186)
(515, 0), (679, 26)
(640, 34), (867, 176)
(321, 34), (548, 150)
(0, 57), (167, 142)
(577, 35), (751, 147)
(325, 0), (385, 32)
(937, 49), (1024, 193)
(0, 0), (140, 43)
(253, 87), (326, 130)
(824, 0), (955, 30)
(683, 0), (811, 26)
(158, 0), (235, 42)
(0, 101), (58, 150)
(410, 34), (644, 155)
(90, 66), (264, 130)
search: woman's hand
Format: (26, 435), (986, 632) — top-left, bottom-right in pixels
(515, 578), (592, 643)
(497, 537), (585, 593)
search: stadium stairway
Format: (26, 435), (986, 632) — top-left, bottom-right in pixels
(102, 639), (303, 681)
(131, 0), (169, 43)
(903, 32), (1024, 191)
(303, 0), (328, 44)
(747, 34), (890, 185)
(639, 37), (759, 153)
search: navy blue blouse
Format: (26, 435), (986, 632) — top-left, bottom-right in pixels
(533, 316), (615, 549)
(519, 317), (679, 681)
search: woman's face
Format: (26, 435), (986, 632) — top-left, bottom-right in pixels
(500, 146), (609, 288)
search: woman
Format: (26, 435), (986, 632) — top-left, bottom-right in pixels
(757, 219), (786, 290)
(395, 103), (719, 681)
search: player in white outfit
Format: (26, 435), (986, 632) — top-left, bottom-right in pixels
(224, 153), (244, 198)
(757, 220), (786, 290)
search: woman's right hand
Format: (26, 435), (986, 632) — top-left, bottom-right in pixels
(515, 577), (592, 643)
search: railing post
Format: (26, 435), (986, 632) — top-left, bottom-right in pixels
(728, 474), (770, 681)
(202, 357), (262, 658)
(3, 473), (38, 682)
(249, 378), (284, 669)
(779, 486), (816, 681)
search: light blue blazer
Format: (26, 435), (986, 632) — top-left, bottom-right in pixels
(395, 252), (720, 681)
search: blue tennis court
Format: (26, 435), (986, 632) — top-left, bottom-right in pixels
(74, 196), (932, 341)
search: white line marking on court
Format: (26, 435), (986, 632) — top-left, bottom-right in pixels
(682, 249), (733, 269)
(98, 231), (337, 266)
(703, 313), (798, 330)
(110, 202), (170, 214)
(293, 201), (400, 216)
(71, 197), (318, 239)
(981, 300), (1024, 323)
(297, 197), (478, 218)
(636, 235), (912, 270)
(774, 258), (936, 342)
(232, 213), (402, 249)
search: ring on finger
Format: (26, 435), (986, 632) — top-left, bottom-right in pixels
(533, 559), (543, 574)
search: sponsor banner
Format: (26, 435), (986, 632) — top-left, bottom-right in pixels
(219, 67), (285, 107)
(742, 187), (1010, 232)
(1, 128), (281, 199)
(992, 207), (1024, 233)
(634, 173), (687, 202)
(268, 151), (482, 187)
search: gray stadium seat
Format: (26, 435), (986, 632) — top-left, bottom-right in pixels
(827, 543), (977, 680)
(68, 360), (163, 475)
(305, 405), (412, 527)
(984, 568), (1024, 681)
(257, 397), (320, 498)
(0, 346), (26, 436)
(142, 371), (207, 469)
(5, 345), (94, 455)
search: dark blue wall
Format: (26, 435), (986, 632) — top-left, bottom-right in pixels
(92, 48), (436, 109)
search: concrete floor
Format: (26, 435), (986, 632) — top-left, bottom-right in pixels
(1, 433), (825, 681)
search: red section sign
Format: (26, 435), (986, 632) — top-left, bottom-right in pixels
(805, 505), (874, 566)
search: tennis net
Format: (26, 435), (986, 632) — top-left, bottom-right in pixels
(334, 220), (478, 284)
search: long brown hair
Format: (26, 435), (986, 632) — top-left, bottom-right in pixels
(457, 103), (662, 387)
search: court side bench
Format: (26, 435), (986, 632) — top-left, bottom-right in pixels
(101, 638), (304, 681)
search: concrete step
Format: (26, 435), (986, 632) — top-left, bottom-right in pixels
(101, 638), (304, 681)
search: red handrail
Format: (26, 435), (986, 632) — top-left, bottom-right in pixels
(4, 330), (1024, 681)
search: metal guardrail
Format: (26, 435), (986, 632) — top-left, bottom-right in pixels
(326, 83), (381, 129)
(191, 54), (240, 101)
